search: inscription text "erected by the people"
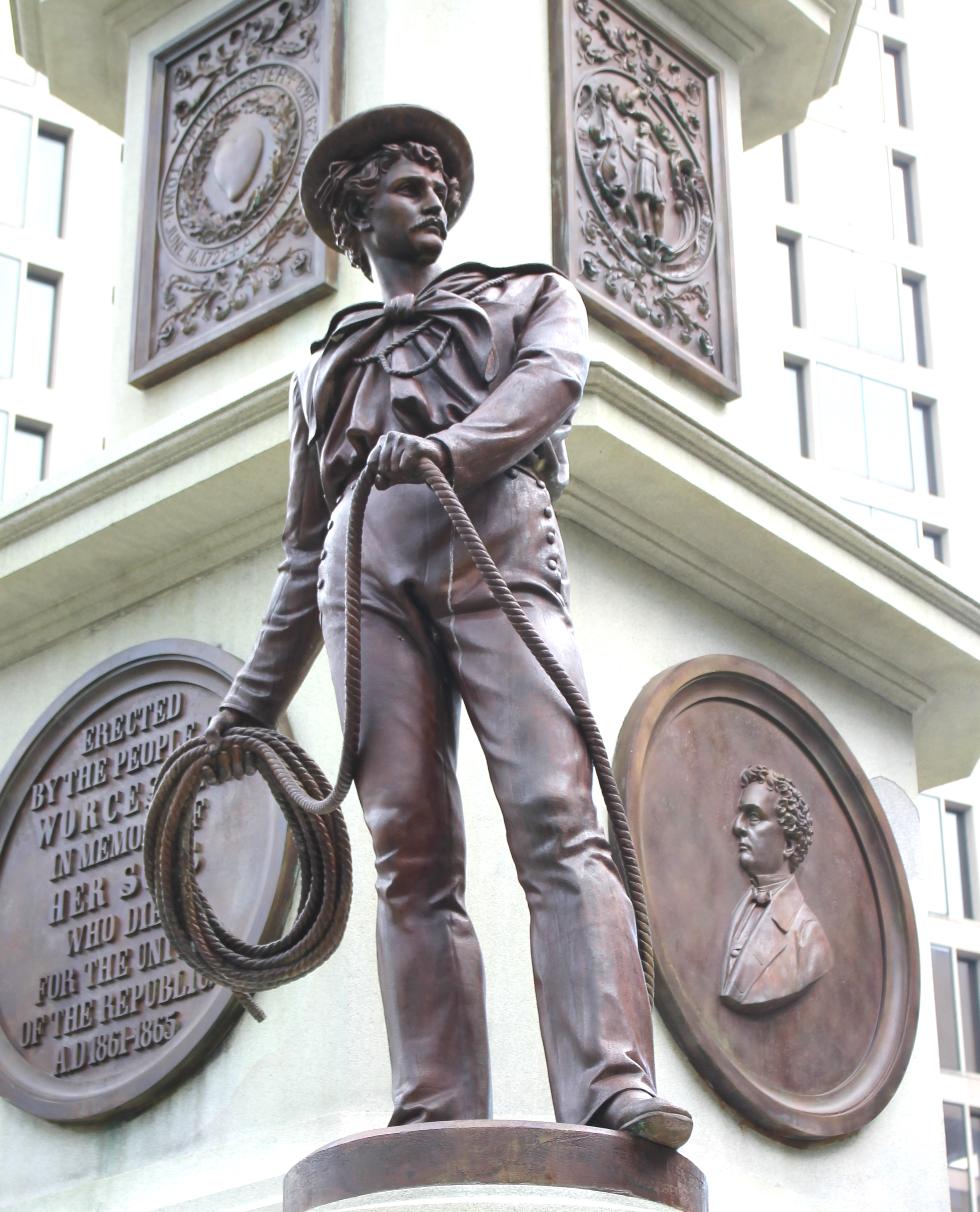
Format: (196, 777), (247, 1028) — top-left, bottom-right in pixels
(19, 690), (214, 1081)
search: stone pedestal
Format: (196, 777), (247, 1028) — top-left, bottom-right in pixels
(283, 1121), (707, 1212)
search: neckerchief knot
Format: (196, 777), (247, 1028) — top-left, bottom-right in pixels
(383, 293), (417, 321)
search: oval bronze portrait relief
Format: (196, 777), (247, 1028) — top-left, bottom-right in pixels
(0, 641), (293, 1123)
(614, 655), (919, 1142)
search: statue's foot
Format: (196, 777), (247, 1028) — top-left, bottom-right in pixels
(592, 1090), (693, 1149)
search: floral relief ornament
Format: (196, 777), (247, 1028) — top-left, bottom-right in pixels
(171, 0), (319, 136)
(158, 199), (310, 346)
(572, 0), (717, 362)
(153, 1), (324, 353)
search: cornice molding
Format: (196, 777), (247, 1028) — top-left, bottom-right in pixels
(0, 374), (289, 547)
(0, 359), (978, 786)
(585, 362), (980, 633)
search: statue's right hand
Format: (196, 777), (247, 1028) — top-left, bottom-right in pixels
(202, 707), (256, 784)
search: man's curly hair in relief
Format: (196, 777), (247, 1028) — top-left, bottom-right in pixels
(312, 141), (462, 280)
(739, 765), (813, 871)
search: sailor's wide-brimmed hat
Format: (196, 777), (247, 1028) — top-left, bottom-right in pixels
(300, 104), (475, 249)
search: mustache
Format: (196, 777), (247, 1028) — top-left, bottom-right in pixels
(412, 217), (447, 237)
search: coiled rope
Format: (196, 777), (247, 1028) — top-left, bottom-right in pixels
(144, 458), (655, 1023)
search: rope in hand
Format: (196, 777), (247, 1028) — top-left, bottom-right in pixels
(143, 458), (656, 1023)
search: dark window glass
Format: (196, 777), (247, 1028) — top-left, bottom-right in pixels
(15, 270), (58, 386)
(782, 359), (809, 457)
(884, 42), (912, 128)
(947, 1103), (970, 1212)
(923, 527), (948, 563)
(888, 0), (903, 14)
(5, 420), (48, 500)
(891, 153), (919, 244)
(960, 956), (980, 1072)
(777, 234), (802, 327)
(781, 131), (798, 203)
(943, 805), (975, 913)
(901, 273), (929, 366)
(28, 127), (68, 236)
(912, 398), (940, 495)
(934, 946), (960, 1069)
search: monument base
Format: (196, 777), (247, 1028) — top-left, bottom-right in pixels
(283, 1121), (707, 1212)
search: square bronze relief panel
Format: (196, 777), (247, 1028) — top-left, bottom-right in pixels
(550, 0), (739, 399)
(130, 0), (343, 387)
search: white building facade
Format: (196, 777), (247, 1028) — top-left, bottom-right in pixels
(1, 1), (978, 1209)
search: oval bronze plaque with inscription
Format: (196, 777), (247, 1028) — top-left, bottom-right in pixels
(614, 655), (919, 1142)
(0, 641), (293, 1122)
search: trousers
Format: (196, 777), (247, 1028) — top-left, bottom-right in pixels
(317, 467), (657, 1126)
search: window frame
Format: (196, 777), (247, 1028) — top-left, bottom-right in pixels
(776, 229), (804, 328)
(883, 39), (913, 128)
(31, 121), (71, 239)
(1, 414), (51, 502)
(901, 270), (930, 366)
(890, 151), (920, 245)
(16, 265), (62, 388)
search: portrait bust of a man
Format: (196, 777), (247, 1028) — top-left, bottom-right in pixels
(720, 765), (833, 1014)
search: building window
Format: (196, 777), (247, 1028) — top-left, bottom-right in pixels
(901, 271), (929, 365)
(814, 365), (913, 489)
(14, 269), (60, 386)
(0, 253), (19, 378)
(932, 945), (980, 1075)
(28, 126), (69, 237)
(883, 40), (912, 128)
(777, 232), (802, 326)
(890, 152), (919, 244)
(924, 798), (977, 915)
(0, 105), (31, 227)
(934, 946), (961, 1069)
(782, 358), (810, 457)
(912, 397), (941, 495)
(781, 131), (798, 203)
(923, 525), (949, 564)
(3, 418), (49, 500)
(961, 956), (980, 1073)
(946, 1103), (970, 1212)
(807, 240), (903, 360)
(888, 0), (904, 14)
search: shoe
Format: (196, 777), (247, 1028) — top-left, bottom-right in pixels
(592, 1089), (693, 1149)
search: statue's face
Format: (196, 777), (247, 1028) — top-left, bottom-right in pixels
(732, 783), (791, 881)
(357, 155), (449, 266)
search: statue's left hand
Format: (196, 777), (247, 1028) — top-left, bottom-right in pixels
(367, 432), (450, 489)
(201, 707), (258, 785)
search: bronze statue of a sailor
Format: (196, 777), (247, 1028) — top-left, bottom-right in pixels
(206, 104), (692, 1148)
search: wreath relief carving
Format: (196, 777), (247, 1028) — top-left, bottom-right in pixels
(132, 0), (340, 386)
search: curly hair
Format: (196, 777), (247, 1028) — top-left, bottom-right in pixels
(311, 141), (462, 279)
(739, 765), (813, 871)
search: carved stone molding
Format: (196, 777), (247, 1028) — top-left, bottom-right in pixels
(130, 0), (343, 386)
(550, 0), (739, 398)
(614, 655), (919, 1142)
(0, 641), (294, 1121)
